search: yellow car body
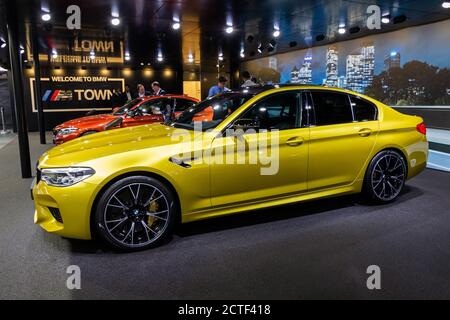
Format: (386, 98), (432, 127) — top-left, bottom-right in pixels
(32, 86), (428, 242)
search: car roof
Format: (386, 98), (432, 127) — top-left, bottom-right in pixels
(141, 94), (198, 101)
(229, 84), (355, 95)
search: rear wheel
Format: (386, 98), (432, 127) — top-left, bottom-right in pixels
(94, 176), (176, 251)
(363, 150), (407, 203)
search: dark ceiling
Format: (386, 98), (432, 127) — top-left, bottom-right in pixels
(0, 0), (449, 68)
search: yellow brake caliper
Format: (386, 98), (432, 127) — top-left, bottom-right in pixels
(147, 199), (158, 227)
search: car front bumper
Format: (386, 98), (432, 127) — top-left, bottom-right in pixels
(32, 179), (97, 240)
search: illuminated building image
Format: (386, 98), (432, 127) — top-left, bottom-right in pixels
(385, 51), (401, 70)
(298, 55), (312, 84)
(325, 46), (339, 87)
(345, 44), (375, 93)
(290, 66), (300, 83)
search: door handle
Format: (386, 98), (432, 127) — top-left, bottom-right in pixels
(286, 137), (304, 146)
(358, 128), (372, 137)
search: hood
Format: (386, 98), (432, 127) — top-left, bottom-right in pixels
(39, 123), (198, 167)
(54, 113), (117, 130)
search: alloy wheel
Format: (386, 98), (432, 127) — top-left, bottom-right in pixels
(371, 152), (406, 201)
(103, 182), (170, 248)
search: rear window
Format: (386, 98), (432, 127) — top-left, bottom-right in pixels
(311, 91), (353, 126)
(350, 96), (378, 122)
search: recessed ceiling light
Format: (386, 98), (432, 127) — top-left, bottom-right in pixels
(225, 26), (234, 34)
(111, 17), (120, 26)
(240, 51), (245, 58)
(381, 16), (390, 24)
(172, 22), (181, 30)
(41, 13), (51, 22)
(0, 42), (6, 49)
(273, 29), (280, 38)
(338, 27), (346, 34)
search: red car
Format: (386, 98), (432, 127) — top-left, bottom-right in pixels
(53, 95), (198, 144)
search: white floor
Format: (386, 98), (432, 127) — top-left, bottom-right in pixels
(427, 128), (450, 145)
(0, 132), (15, 150)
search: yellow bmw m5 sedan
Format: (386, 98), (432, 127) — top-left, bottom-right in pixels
(32, 85), (428, 251)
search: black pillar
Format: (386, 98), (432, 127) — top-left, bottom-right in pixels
(31, 11), (46, 144)
(5, 0), (32, 178)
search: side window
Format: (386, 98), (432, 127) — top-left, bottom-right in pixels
(311, 91), (353, 126)
(175, 99), (196, 112)
(350, 96), (378, 122)
(135, 101), (155, 116)
(238, 92), (299, 130)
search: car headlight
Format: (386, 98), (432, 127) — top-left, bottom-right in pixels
(58, 127), (79, 135)
(41, 167), (95, 187)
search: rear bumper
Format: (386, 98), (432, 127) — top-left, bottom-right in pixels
(405, 136), (428, 180)
(32, 179), (97, 240)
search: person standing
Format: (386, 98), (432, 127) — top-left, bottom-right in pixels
(137, 84), (150, 97)
(241, 71), (257, 87)
(122, 84), (133, 103)
(208, 76), (230, 97)
(152, 81), (166, 96)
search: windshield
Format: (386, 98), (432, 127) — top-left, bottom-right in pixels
(112, 98), (146, 115)
(171, 92), (254, 130)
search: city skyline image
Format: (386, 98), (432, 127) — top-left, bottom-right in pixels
(243, 18), (450, 105)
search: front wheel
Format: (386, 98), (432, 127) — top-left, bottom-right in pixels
(94, 176), (177, 251)
(363, 150), (407, 203)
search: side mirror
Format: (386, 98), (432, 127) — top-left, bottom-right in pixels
(230, 118), (260, 131)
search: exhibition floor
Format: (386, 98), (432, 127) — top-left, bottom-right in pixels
(0, 133), (450, 299)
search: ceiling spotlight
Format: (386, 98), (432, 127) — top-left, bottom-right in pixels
(172, 22), (181, 30)
(381, 15), (391, 24)
(338, 28), (346, 34)
(52, 49), (58, 58)
(140, 62), (144, 66)
(111, 17), (120, 26)
(0, 42), (6, 49)
(20, 46), (24, 54)
(225, 26), (234, 34)
(188, 53), (194, 63)
(125, 52), (130, 61)
(89, 51), (95, 59)
(41, 13), (51, 22)
(157, 53), (164, 62)
(240, 51), (245, 58)
(273, 29), (280, 38)
(442, 2), (450, 8)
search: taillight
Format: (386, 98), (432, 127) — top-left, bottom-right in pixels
(416, 122), (426, 135)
